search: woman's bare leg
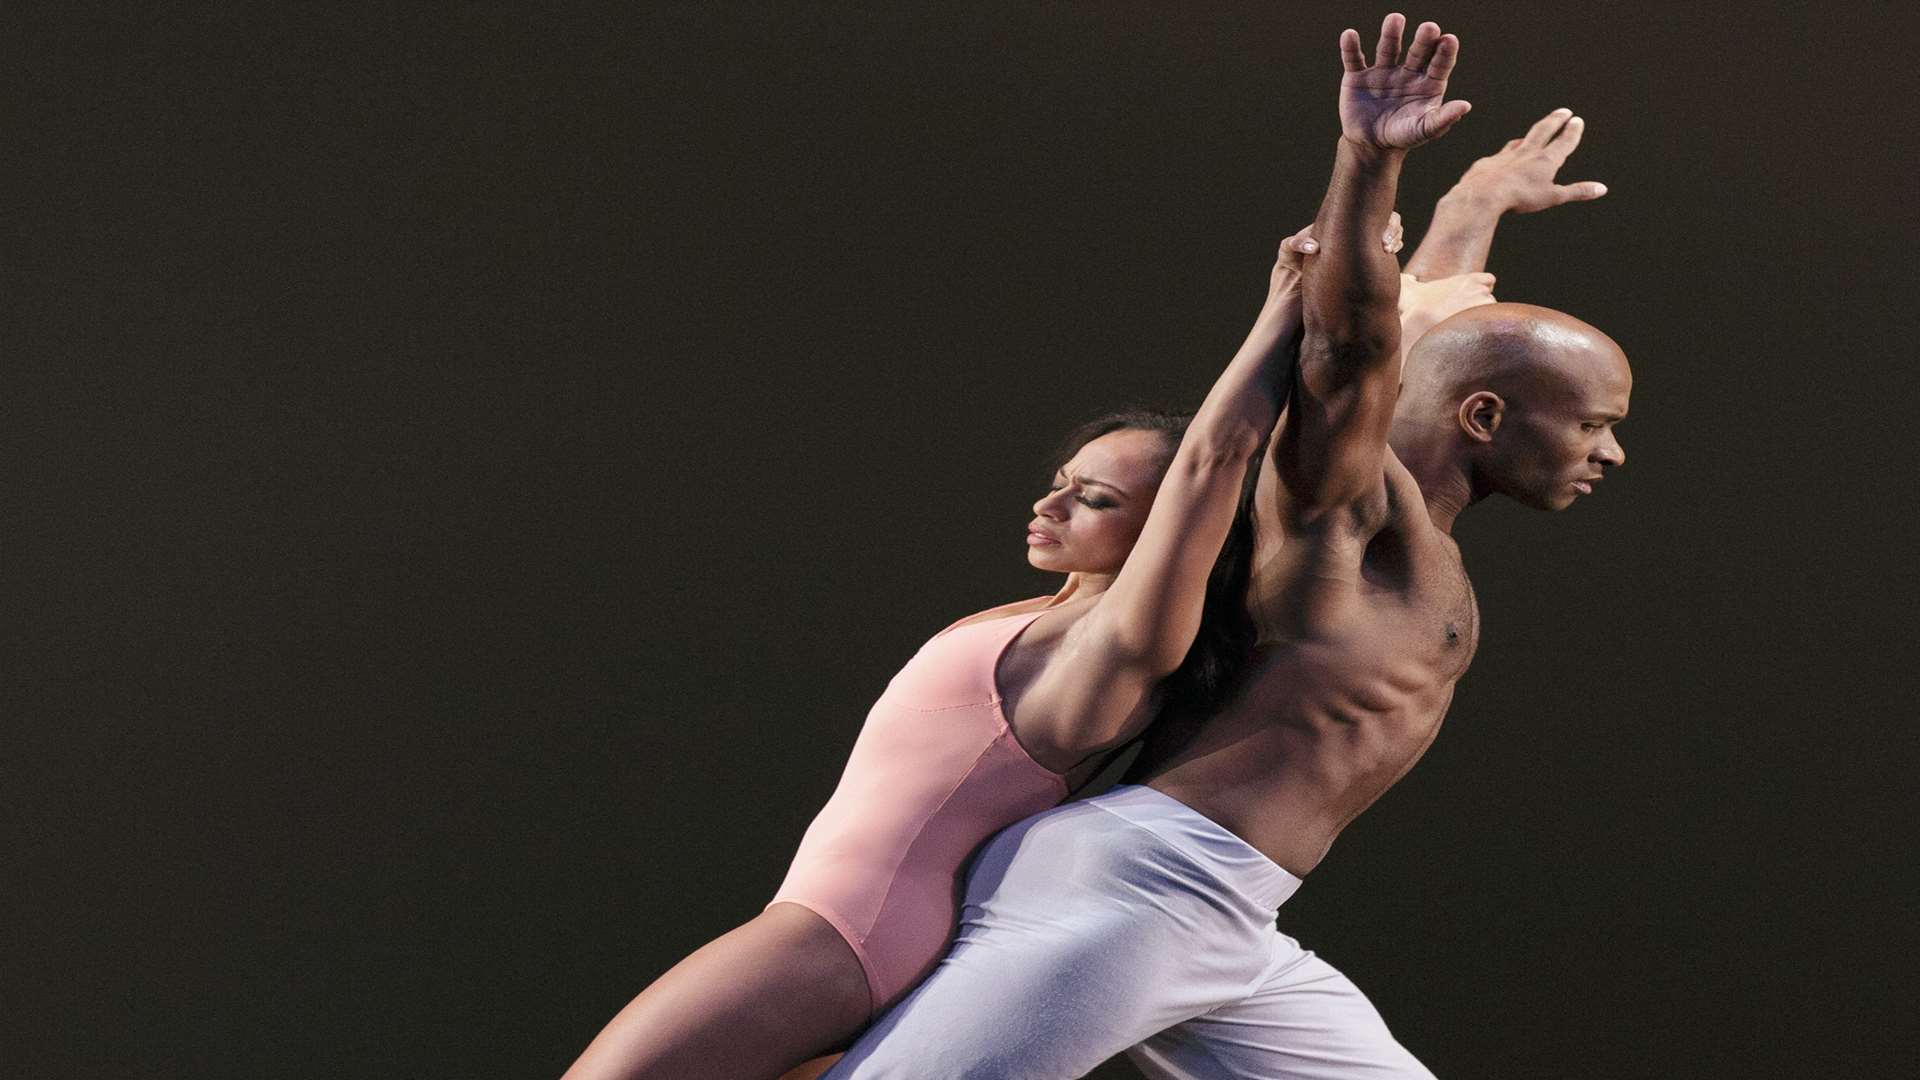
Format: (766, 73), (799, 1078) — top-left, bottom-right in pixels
(561, 903), (870, 1080)
(778, 1055), (843, 1080)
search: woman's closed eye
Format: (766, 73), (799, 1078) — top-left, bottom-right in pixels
(1049, 479), (1115, 510)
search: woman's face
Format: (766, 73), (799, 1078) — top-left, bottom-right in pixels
(1026, 428), (1172, 576)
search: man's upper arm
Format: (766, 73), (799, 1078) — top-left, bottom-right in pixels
(1269, 292), (1402, 522)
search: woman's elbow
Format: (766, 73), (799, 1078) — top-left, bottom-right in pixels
(1175, 425), (1263, 478)
(1106, 630), (1190, 685)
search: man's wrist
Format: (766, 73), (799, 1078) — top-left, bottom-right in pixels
(1336, 135), (1409, 166)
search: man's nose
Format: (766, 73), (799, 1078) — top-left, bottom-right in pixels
(1596, 433), (1625, 468)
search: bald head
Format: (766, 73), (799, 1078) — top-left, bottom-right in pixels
(1394, 302), (1632, 512)
(1402, 302), (1629, 409)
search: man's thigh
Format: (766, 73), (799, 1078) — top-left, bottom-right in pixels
(825, 805), (1272, 1079)
(826, 912), (1208, 1078)
(1129, 934), (1435, 1080)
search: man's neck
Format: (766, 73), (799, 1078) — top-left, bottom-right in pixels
(1389, 423), (1478, 535)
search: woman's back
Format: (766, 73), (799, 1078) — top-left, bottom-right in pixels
(771, 598), (1070, 1012)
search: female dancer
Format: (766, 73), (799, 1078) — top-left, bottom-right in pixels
(560, 219), (1400, 1080)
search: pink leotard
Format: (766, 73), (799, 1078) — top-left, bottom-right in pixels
(768, 597), (1070, 1013)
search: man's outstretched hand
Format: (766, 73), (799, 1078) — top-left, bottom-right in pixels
(1338, 14), (1469, 151)
(1453, 107), (1608, 214)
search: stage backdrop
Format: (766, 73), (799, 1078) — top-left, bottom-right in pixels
(11, 3), (1915, 1077)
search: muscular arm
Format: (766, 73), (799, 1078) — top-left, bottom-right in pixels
(1279, 140), (1407, 513)
(1273, 16), (1467, 518)
(1404, 107), (1607, 279)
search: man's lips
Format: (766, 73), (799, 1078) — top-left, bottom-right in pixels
(1573, 476), (1601, 495)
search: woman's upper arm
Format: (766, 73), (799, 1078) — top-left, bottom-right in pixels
(1087, 440), (1258, 674)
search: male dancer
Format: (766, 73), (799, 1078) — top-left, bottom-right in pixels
(825, 14), (1631, 1078)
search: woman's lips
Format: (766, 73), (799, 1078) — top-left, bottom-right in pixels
(1026, 528), (1060, 546)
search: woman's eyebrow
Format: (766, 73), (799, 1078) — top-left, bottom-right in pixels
(1056, 473), (1127, 497)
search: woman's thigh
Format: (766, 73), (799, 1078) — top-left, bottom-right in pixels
(562, 902), (871, 1080)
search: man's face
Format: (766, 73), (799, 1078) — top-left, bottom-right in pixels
(1498, 349), (1631, 510)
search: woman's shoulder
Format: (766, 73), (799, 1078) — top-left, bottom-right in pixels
(933, 595), (1058, 638)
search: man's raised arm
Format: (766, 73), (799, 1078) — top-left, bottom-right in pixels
(1276, 14), (1469, 516)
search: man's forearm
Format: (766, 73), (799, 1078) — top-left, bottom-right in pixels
(1305, 137), (1405, 348)
(1403, 185), (1503, 279)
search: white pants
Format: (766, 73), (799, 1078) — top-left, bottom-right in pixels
(824, 786), (1434, 1080)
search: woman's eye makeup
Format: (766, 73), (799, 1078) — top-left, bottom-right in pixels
(1049, 478), (1114, 509)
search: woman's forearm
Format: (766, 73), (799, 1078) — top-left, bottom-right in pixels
(1177, 278), (1306, 468)
(1175, 261), (1313, 466)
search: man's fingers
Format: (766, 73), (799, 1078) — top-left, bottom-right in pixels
(1339, 28), (1367, 72)
(1548, 114), (1586, 159)
(1555, 180), (1609, 202)
(1420, 98), (1472, 140)
(1373, 12), (1406, 67)
(1403, 20), (1442, 71)
(1524, 108), (1573, 147)
(1426, 32), (1460, 83)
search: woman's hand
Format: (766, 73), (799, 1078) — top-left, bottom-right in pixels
(1450, 108), (1607, 215)
(1398, 269), (1496, 352)
(1269, 212), (1403, 301)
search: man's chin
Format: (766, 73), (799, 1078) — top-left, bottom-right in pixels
(1514, 488), (1574, 512)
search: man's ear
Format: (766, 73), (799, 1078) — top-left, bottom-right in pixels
(1458, 391), (1504, 442)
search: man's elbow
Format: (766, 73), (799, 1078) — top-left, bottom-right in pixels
(1304, 322), (1400, 376)
(1306, 290), (1398, 346)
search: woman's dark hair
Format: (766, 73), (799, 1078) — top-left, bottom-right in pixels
(1050, 407), (1260, 724)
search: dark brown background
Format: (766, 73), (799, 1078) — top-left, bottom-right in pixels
(10, 3), (1916, 1077)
